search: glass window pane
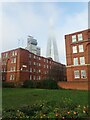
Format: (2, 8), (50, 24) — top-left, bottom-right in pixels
(78, 34), (83, 41)
(79, 45), (84, 52)
(74, 70), (80, 79)
(72, 35), (76, 42)
(81, 70), (86, 78)
(80, 57), (85, 65)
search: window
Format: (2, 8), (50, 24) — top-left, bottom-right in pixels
(3, 68), (6, 72)
(10, 74), (14, 80)
(30, 68), (32, 72)
(78, 34), (83, 41)
(33, 76), (36, 80)
(47, 65), (48, 69)
(12, 51), (15, 56)
(34, 55), (36, 59)
(6, 53), (8, 58)
(34, 62), (36, 65)
(29, 61), (31, 65)
(72, 35), (76, 42)
(39, 63), (41, 66)
(47, 60), (48, 63)
(15, 51), (17, 56)
(81, 70), (86, 79)
(14, 58), (16, 63)
(50, 66), (51, 69)
(11, 58), (16, 63)
(13, 66), (16, 71)
(30, 75), (32, 80)
(79, 45), (84, 52)
(39, 76), (41, 80)
(39, 57), (41, 60)
(74, 70), (80, 79)
(80, 57), (85, 65)
(74, 58), (78, 66)
(29, 54), (31, 58)
(44, 59), (45, 62)
(72, 46), (77, 53)
(10, 67), (13, 71)
(3, 76), (5, 81)
(34, 69), (36, 72)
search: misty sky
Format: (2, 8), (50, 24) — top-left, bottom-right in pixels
(0, 1), (88, 64)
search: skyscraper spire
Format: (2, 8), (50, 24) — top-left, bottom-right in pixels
(46, 18), (59, 62)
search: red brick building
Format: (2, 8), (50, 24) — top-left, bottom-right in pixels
(65, 29), (90, 82)
(1, 48), (66, 84)
(59, 29), (90, 90)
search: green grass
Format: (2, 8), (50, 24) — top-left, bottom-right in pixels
(2, 88), (89, 109)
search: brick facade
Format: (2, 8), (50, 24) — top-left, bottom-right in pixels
(65, 29), (90, 82)
(1, 48), (66, 84)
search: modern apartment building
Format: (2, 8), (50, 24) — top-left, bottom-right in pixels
(26, 36), (41, 56)
(1, 48), (66, 84)
(65, 29), (90, 82)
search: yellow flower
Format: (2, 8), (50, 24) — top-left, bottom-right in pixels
(62, 116), (65, 119)
(55, 113), (59, 117)
(73, 111), (77, 115)
(83, 110), (86, 113)
(67, 111), (70, 114)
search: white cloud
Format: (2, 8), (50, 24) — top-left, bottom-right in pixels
(56, 7), (88, 64)
(1, 2), (88, 65)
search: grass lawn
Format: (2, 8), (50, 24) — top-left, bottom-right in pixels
(2, 88), (88, 109)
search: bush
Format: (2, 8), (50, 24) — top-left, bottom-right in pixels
(22, 79), (59, 89)
(2, 82), (15, 88)
(40, 78), (59, 89)
(22, 80), (34, 88)
(2, 100), (89, 119)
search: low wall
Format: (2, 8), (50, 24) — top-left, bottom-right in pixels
(58, 81), (90, 90)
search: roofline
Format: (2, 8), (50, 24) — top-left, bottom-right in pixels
(1, 47), (65, 66)
(65, 29), (90, 36)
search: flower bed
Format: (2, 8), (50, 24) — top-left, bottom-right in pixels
(2, 98), (89, 119)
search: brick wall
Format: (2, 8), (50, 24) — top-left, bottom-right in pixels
(58, 81), (89, 90)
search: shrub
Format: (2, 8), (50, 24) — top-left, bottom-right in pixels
(22, 80), (34, 88)
(2, 100), (89, 119)
(2, 82), (15, 88)
(40, 78), (59, 89)
(22, 79), (59, 89)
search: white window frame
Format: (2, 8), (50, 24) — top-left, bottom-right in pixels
(14, 58), (16, 63)
(39, 69), (41, 73)
(15, 51), (17, 56)
(78, 33), (83, 41)
(79, 45), (84, 53)
(39, 63), (41, 66)
(80, 57), (85, 65)
(72, 35), (76, 42)
(74, 70), (80, 79)
(73, 58), (78, 66)
(81, 70), (87, 79)
(72, 46), (77, 53)
(30, 68), (32, 72)
(10, 67), (13, 72)
(10, 74), (13, 80)
(13, 66), (16, 71)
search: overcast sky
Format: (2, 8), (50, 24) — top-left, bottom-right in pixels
(0, 1), (88, 64)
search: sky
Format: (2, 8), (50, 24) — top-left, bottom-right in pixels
(0, 1), (88, 64)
